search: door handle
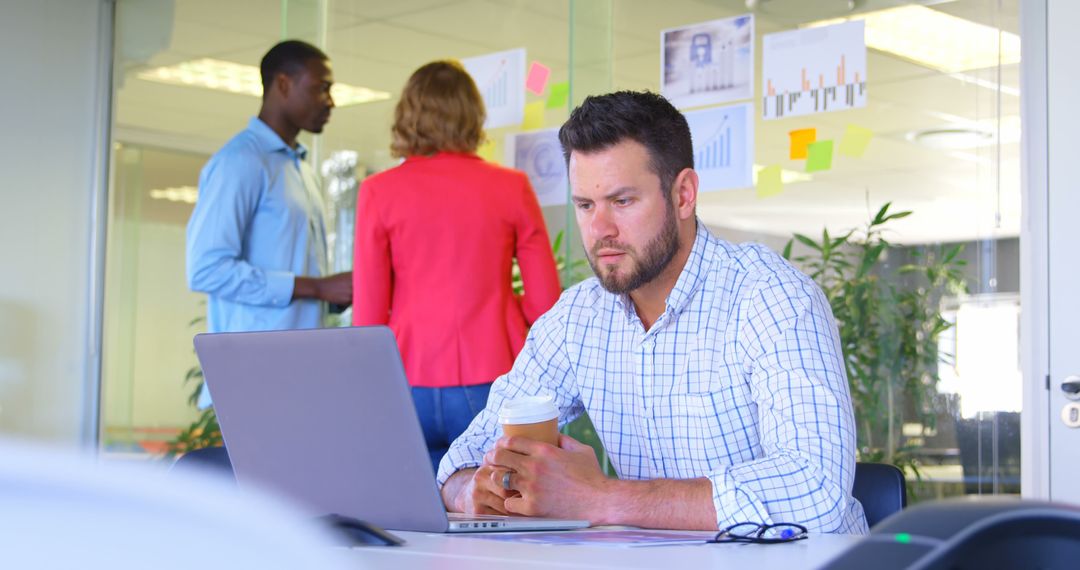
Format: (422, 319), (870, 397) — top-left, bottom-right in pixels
(1062, 376), (1080, 400)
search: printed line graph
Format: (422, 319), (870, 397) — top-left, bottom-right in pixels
(686, 103), (753, 192)
(695, 116), (731, 169)
(480, 58), (510, 108)
(462, 48), (525, 129)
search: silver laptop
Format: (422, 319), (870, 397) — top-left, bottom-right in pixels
(194, 326), (589, 533)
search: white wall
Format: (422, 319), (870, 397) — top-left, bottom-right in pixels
(0, 0), (111, 445)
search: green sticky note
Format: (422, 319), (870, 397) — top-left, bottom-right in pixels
(839, 124), (873, 157)
(805, 140), (834, 172)
(522, 100), (546, 130)
(546, 81), (570, 109)
(756, 165), (784, 198)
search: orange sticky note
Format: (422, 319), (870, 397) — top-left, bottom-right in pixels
(789, 128), (817, 160)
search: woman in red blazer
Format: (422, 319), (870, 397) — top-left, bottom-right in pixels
(353, 60), (561, 470)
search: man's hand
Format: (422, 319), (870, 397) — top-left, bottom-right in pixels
(486, 434), (610, 521)
(293, 272), (352, 304)
(441, 466), (517, 515)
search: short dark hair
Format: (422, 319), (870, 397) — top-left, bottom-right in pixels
(558, 91), (693, 193)
(259, 40), (329, 94)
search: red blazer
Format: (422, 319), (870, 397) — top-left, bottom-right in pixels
(352, 152), (561, 388)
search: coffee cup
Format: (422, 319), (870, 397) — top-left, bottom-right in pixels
(498, 394), (559, 447)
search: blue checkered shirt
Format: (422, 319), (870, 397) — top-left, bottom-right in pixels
(438, 222), (868, 534)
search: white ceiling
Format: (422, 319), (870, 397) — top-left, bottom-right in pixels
(113, 0), (1021, 245)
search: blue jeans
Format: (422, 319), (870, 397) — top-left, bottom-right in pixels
(411, 384), (492, 472)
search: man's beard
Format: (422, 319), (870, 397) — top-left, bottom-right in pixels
(587, 201), (680, 295)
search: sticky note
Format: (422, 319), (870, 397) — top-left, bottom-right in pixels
(839, 124), (873, 157)
(526, 61), (551, 95)
(756, 165), (784, 198)
(522, 101), (545, 130)
(477, 138), (499, 163)
(546, 81), (570, 109)
(789, 128), (817, 160)
(805, 140), (834, 172)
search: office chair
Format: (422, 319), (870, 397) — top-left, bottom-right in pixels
(170, 445), (234, 480)
(852, 462), (908, 527)
(825, 497), (1080, 570)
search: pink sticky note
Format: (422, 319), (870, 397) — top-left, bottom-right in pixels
(526, 61), (551, 95)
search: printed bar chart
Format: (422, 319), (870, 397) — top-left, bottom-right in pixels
(762, 21), (866, 120)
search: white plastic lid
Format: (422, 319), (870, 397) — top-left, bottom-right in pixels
(498, 394), (558, 425)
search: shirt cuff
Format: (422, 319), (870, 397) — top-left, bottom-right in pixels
(264, 270), (295, 307)
(436, 445), (484, 488)
(709, 469), (773, 529)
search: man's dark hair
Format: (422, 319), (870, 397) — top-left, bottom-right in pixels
(558, 91), (693, 194)
(259, 40), (329, 94)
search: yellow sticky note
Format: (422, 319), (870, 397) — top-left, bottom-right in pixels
(839, 124), (873, 157)
(521, 101), (546, 131)
(756, 165), (784, 198)
(477, 138), (499, 163)
(546, 81), (570, 109)
(806, 140), (834, 172)
(789, 128), (817, 160)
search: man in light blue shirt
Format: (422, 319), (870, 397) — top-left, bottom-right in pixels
(187, 40), (351, 407)
(439, 91), (868, 533)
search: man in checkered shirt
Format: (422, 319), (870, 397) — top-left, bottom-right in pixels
(438, 91), (868, 534)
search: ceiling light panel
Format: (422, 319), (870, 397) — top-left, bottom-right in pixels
(136, 58), (391, 106)
(809, 5), (1021, 73)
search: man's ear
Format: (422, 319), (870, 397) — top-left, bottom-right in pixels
(672, 168), (698, 221)
(272, 72), (292, 100)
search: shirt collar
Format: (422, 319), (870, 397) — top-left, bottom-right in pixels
(611, 218), (715, 325)
(662, 219), (714, 319)
(402, 151), (481, 163)
(246, 117), (308, 160)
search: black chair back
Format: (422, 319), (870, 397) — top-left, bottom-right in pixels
(170, 446), (234, 480)
(853, 462), (908, 527)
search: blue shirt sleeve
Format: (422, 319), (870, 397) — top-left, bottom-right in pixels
(707, 271), (863, 533)
(186, 149), (295, 307)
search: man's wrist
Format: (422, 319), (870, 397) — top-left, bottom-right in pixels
(441, 468), (473, 512)
(292, 276), (320, 301)
(592, 477), (624, 526)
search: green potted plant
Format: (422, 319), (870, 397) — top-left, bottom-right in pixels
(783, 203), (967, 479)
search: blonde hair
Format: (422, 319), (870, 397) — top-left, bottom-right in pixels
(390, 60), (486, 158)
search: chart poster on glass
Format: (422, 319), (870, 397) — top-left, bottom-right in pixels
(462, 48), (526, 129)
(762, 20), (867, 120)
(661, 14), (754, 110)
(685, 102), (754, 192)
(505, 128), (567, 206)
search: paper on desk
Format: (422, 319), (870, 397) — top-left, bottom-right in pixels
(463, 529), (712, 547)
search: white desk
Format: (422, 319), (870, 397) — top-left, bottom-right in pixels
(341, 529), (863, 569)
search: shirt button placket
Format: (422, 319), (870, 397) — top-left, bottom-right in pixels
(639, 333), (661, 476)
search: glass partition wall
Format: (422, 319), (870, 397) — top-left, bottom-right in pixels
(102, 0), (1022, 501)
(606, 0), (1021, 500)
